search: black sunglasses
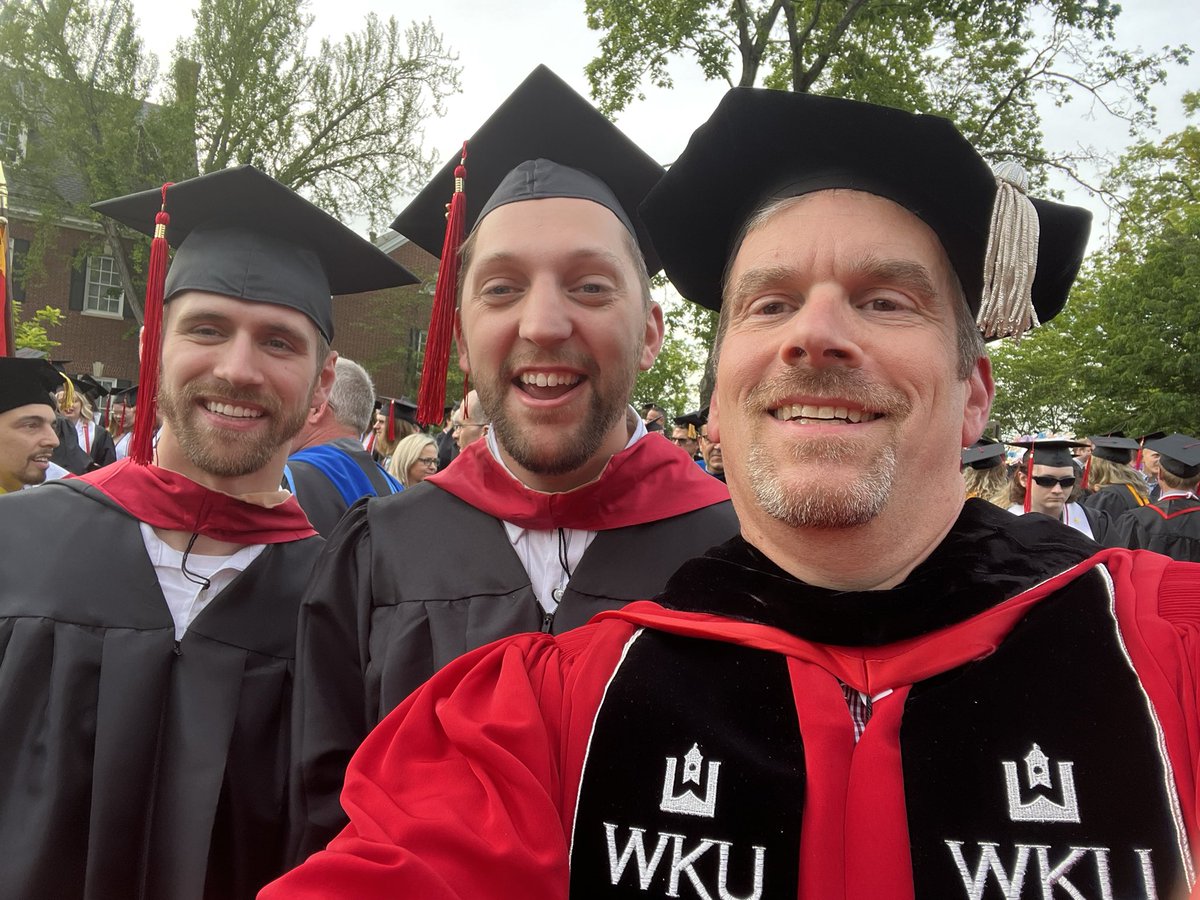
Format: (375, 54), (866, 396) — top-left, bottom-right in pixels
(1032, 475), (1076, 489)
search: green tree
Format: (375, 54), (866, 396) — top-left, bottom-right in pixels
(0, 0), (184, 322)
(10, 300), (64, 353)
(633, 293), (711, 420)
(585, 1), (1188, 193)
(0, 0), (459, 327)
(175, 0), (460, 232)
(990, 94), (1200, 436)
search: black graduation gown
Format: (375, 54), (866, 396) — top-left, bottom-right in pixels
(286, 438), (396, 537)
(434, 428), (458, 471)
(1083, 482), (1147, 519)
(287, 480), (740, 863)
(1115, 496), (1200, 562)
(0, 479), (323, 900)
(51, 414), (94, 475)
(88, 425), (118, 469)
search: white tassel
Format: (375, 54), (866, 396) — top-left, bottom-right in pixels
(976, 161), (1040, 341)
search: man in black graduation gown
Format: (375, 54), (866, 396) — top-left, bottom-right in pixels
(0, 166), (414, 900)
(287, 66), (739, 861)
(1115, 432), (1200, 561)
(285, 356), (401, 537)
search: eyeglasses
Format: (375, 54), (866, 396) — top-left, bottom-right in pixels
(1032, 475), (1075, 489)
(669, 437), (694, 445)
(417, 457), (439, 467)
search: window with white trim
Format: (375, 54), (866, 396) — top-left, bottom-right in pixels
(411, 327), (428, 356)
(84, 255), (124, 318)
(0, 117), (23, 165)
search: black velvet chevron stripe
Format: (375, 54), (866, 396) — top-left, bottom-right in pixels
(570, 630), (805, 898)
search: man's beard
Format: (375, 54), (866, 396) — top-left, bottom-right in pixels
(157, 378), (312, 478)
(741, 368), (911, 529)
(474, 349), (636, 477)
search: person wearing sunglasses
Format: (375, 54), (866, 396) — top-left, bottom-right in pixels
(1008, 439), (1117, 544)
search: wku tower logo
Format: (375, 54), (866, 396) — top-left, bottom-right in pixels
(1003, 743), (1080, 823)
(660, 743), (721, 818)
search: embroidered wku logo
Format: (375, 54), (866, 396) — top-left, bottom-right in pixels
(1003, 743), (1080, 823)
(660, 743), (721, 818)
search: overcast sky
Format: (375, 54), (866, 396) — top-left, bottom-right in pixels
(132, 0), (1197, 250)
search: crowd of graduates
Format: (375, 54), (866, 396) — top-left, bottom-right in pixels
(963, 430), (1200, 559)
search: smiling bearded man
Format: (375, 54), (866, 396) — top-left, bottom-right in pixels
(280, 66), (738, 865)
(0, 166), (415, 900)
(268, 88), (1200, 900)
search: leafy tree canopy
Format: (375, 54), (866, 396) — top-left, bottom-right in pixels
(990, 93), (1200, 436)
(585, 0), (1189, 193)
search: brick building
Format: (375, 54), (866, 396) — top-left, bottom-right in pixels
(7, 206), (440, 399)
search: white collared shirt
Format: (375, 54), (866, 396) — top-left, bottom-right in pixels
(139, 523), (265, 639)
(490, 406), (648, 614)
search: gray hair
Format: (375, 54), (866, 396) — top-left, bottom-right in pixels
(715, 194), (985, 380)
(328, 357), (377, 435)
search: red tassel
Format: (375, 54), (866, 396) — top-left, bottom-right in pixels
(1022, 440), (1035, 514)
(417, 142), (468, 427)
(131, 183), (172, 465)
(1134, 441), (1144, 471)
(387, 402), (396, 444)
(1081, 454), (1092, 492)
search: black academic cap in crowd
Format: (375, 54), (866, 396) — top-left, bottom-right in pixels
(0, 357), (64, 414)
(640, 90), (1092, 330)
(111, 384), (139, 407)
(1008, 439), (1086, 468)
(1087, 434), (1139, 464)
(375, 396), (418, 422)
(961, 439), (1007, 470)
(72, 374), (110, 403)
(391, 65), (665, 275)
(1145, 433), (1200, 479)
(1136, 431), (1167, 444)
(673, 409), (707, 440)
(92, 165), (418, 342)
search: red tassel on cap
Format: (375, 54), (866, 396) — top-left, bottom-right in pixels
(387, 401), (396, 444)
(131, 183), (172, 465)
(417, 142), (468, 427)
(1081, 454), (1093, 492)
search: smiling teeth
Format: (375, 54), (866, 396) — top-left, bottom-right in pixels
(772, 404), (878, 423)
(520, 372), (582, 388)
(206, 401), (263, 419)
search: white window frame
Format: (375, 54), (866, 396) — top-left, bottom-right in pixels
(412, 328), (428, 356)
(83, 254), (125, 319)
(0, 117), (25, 165)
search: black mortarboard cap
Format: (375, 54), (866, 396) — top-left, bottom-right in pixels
(391, 65), (665, 275)
(72, 374), (110, 403)
(1087, 434), (1139, 464)
(641, 90), (1092, 325)
(0, 358), (64, 414)
(112, 384), (139, 406)
(1008, 438), (1086, 468)
(1136, 431), (1167, 445)
(1145, 433), (1200, 479)
(674, 410), (707, 428)
(961, 439), (1006, 470)
(92, 165), (418, 342)
(674, 409), (707, 440)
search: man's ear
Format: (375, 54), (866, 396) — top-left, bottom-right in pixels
(961, 355), (995, 447)
(311, 349), (338, 408)
(639, 302), (666, 371)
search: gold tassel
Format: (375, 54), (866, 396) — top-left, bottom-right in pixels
(976, 161), (1040, 341)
